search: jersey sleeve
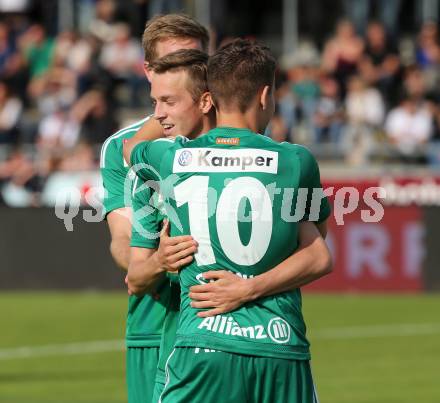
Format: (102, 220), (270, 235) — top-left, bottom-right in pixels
(130, 176), (161, 248)
(297, 145), (331, 223)
(130, 138), (177, 181)
(100, 139), (129, 218)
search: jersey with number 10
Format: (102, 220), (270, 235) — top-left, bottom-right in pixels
(131, 127), (330, 360)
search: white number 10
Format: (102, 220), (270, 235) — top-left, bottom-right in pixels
(174, 176), (273, 266)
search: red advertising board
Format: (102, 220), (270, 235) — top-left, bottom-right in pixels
(304, 178), (427, 292)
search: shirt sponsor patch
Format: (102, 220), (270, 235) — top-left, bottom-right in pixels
(173, 148), (278, 174)
(197, 315), (291, 344)
(215, 137), (240, 146)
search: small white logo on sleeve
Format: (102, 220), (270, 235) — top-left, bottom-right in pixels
(173, 148), (278, 174)
(267, 317), (291, 344)
(178, 150), (193, 166)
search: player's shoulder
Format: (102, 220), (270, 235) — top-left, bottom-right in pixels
(149, 135), (190, 150)
(272, 142), (320, 173)
(100, 116), (151, 167)
(251, 136), (311, 155)
(280, 142), (321, 178)
(279, 141), (315, 159)
(241, 133), (296, 152)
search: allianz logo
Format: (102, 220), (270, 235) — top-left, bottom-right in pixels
(197, 316), (291, 344)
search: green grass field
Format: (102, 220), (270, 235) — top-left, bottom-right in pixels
(0, 292), (439, 403)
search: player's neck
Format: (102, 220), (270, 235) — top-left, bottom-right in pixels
(189, 114), (216, 139)
(198, 115), (215, 137)
(216, 110), (259, 133)
(204, 111), (216, 133)
(192, 111), (216, 138)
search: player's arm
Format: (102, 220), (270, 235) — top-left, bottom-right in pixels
(126, 174), (166, 295)
(107, 208), (132, 270)
(126, 137), (187, 294)
(126, 173), (197, 295)
(101, 139), (132, 271)
(227, 221), (331, 298)
(190, 222), (332, 317)
(123, 117), (163, 166)
(127, 247), (161, 294)
(244, 184), (331, 294)
(128, 221), (198, 295)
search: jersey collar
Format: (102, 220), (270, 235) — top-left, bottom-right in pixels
(208, 127), (258, 137)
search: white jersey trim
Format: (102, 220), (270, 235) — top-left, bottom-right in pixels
(100, 115), (151, 168)
(158, 348), (176, 403)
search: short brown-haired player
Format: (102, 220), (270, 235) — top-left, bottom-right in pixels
(127, 40), (332, 403)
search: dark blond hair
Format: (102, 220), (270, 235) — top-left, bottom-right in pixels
(150, 49), (208, 101)
(142, 14), (209, 63)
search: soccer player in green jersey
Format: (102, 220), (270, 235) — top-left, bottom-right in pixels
(100, 14), (209, 403)
(128, 49), (214, 402)
(126, 48), (332, 403)
(126, 42), (332, 402)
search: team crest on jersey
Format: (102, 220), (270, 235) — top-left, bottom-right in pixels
(178, 150), (193, 166)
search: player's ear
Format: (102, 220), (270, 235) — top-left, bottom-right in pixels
(144, 61), (153, 82)
(260, 85), (271, 110)
(199, 91), (213, 114)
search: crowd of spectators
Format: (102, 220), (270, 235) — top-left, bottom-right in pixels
(274, 18), (440, 166)
(0, 0), (148, 205)
(1, 0), (440, 206)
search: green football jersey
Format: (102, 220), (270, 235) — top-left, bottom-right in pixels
(101, 116), (172, 348)
(100, 117), (150, 218)
(130, 127), (331, 360)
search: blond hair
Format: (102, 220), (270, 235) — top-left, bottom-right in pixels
(142, 14), (209, 63)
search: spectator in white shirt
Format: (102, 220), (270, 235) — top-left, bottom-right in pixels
(99, 23), (145, 106)
(37, 106), (80, 150)
(344, 75), (385, 165)
(0, 81), (22, 144)
(385, 96), (432, 162)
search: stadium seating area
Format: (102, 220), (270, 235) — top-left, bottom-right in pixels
(1, 0), (440, 206)
(274, 18), (440, 166)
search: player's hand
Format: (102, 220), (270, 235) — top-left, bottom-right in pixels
(156, 220), (198, 272)
(125, 275), (133, 295)
(189, 271), (254, 317)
